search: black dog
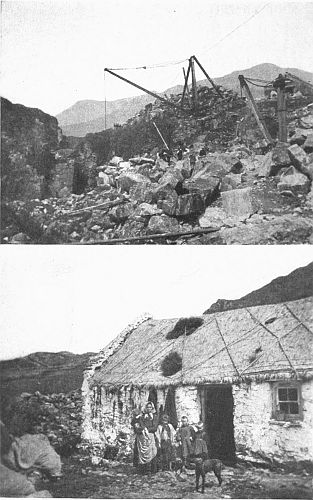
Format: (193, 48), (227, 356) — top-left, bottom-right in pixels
(194, 458), (223, 493)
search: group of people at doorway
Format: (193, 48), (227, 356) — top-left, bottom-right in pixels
(131, 402), (209, 475)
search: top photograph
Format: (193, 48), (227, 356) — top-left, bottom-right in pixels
(1, 0), (313, 245)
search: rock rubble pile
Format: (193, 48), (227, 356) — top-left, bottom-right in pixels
(2, 92), (313, 245)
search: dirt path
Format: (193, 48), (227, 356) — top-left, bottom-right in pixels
(41, 458), (312, 499)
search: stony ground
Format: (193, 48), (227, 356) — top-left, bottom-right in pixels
(38, 457), (312, 499)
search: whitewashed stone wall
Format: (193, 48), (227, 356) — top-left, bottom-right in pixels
(175, 386), (201, 424)
(233, 380), (313, 465)
(81, 314), (152, 448)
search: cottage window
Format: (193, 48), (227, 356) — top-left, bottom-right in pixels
(272, 382), (302, 421)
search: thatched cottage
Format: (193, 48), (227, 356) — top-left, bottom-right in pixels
(82, 298), (313, 468)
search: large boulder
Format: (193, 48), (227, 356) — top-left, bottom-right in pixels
(183, 176), (220, 205)
(289, 128), (308, 146)
(109, 156), (124, 166)
(303, 134), (313, 153)
(221, 187), (254, 217)
(137, 203), (162, 217)
(158, 168), (184, 189)
(3, 433), (62, 479)
(147, 215), (179, 234)
(117, 173), (151, 193)
(220, 214), (313, 244)
(175, 159), (193, 179)
(257, 144), (291, 177)
(157, 191), (179, 216)
(0, 464), (52, 497)
(153, 184), (178, 204)
(288, 144), (313, 180)
(277, 166), (310, 195)
(109, 203), (134, 224)
(129, 182), (155, 203)
(192, 153), (242, 179)
(136, 164), (163, 183)
(174, 193), (205, 216)
(199, 207), (228, 228)
(220, 173), (242, 192)
(299, 115), (313, 129)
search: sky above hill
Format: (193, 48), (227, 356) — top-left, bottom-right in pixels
(1, 0), (313, 116)
(1, 246), (312, 360)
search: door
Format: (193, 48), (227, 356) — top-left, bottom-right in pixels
(199, 385), (236, 463)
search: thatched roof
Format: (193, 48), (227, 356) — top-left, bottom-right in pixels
(91, 297), (313, 388)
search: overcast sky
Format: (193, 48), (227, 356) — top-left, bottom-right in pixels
(1, 0), (313, 115)
(0, 246), (312, 360)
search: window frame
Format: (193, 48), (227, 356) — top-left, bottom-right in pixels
(272, 381), (303, 421)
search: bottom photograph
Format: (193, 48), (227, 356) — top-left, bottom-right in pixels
(0, 247), (312, 499)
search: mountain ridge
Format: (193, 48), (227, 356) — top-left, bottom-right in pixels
(57, 63), (313, 136)
(204, 262), (313, 314)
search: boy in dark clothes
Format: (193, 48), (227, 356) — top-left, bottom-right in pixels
(176, 416), (195, 471)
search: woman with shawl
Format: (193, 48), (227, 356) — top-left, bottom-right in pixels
(132, 402), (159, 474)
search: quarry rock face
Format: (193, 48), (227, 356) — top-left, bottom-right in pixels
(1, 98), (60, 201)
(2, 88), (313, 244)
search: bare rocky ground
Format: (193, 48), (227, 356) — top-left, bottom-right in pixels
(38, 457), (312, 499)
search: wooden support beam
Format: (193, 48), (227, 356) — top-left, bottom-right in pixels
(74, 226), (219, 245)
(152, 120), (169, 150)
(190, 56), (198, 111)
(193, 55), (223, 98)
(277, 87), (287, 142)
(238, 75), (273, 145)
(181, 61), (191, 108)
(104, 68), (182, 111)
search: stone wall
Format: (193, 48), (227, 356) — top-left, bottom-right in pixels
(233, 380), (313, 467)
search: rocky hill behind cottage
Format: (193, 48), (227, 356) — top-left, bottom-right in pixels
(204, 261), (313, 314)
(0, 351), (94, 410)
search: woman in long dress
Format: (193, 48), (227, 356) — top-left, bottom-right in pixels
(132, 402), (158, 474)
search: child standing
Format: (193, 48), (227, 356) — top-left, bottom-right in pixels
(176, 416), (195, 471)
(193, 422), (209, 460)
(156, 414), (176, 471)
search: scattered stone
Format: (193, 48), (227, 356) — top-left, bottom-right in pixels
(158, 168), (184, 189)
(147, 215), (179, 234)
(289, 128), (307, 146)
(220, 173), (242, 192)
(129, 183), (155, 204)
(299, 115), (313, 129)
(137, 203), (161, 217)
(174, 193), (205, 216)
(278, 167), (310, 195)
(303, 134), (313, 153)
(199, 207), (227, 228)
(117, 173), (151, 193)
(11, 232), (29, 244)
(183, 176), (220, 204)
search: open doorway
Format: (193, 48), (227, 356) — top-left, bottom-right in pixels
(199, 385), (236, 463)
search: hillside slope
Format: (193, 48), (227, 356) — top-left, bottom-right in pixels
(204, 262), (313, 314)
(0, 351), (94, 408)
(57, 63), (313, 136)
